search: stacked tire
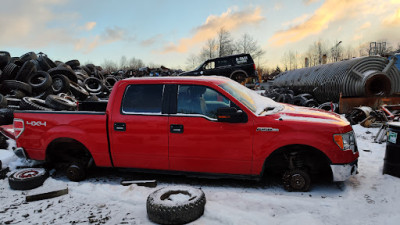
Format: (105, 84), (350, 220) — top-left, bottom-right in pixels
(0, 51), (122, 125)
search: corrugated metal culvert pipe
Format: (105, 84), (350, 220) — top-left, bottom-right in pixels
(272, 56), (400, 103)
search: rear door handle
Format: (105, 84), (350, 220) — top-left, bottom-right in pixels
(170, 124), (184, 133)
(114, 123), (126, 131)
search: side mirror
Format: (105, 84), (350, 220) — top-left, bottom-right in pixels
(216, 107), (247, 123)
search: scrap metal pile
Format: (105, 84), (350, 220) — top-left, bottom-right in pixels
(271, 56), (400, 104)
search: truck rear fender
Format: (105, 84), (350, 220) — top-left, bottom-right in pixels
(43, 125), (111, 167)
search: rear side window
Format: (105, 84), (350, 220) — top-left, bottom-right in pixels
(121, 84), (164, 114)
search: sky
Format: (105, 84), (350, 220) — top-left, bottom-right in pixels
(1, 0), (400, 70)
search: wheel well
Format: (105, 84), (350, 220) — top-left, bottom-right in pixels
(46, 138), (93, 166)
(230, 70), (248, 78)
(261, 145), (332, 179)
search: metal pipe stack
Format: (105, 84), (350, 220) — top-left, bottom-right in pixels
(272, 56), (400, 103)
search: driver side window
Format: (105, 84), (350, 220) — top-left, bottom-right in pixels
(177, 85), (230, 119)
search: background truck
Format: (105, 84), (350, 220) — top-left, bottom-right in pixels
(2, 76), (359, 191)
(179, 54), (257, 83)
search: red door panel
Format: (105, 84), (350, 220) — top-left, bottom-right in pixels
(110, 115), (169, 169)
(169, 116), (253, 175)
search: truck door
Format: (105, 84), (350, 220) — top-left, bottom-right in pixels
(168, 84), (253, 175)
(109, 84), (169, 169)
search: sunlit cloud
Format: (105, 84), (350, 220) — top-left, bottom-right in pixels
(160, 6), (264, 53)
(269, 0), (364, 46)
(358, 22), (371, 30)
(303, 0), (319, 5)
(353, 34), (363, 41)
(282, 14), (311, 28)
(75, 26), (129, 53)
(383, 8), (400, 26)
(84, 22), (97, 31)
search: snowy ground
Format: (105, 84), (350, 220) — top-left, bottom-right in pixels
(0, 125), (399, 225)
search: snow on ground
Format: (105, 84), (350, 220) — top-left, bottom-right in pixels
(0, 125), (400, 224)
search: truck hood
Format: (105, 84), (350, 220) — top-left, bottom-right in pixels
(274, 104), (349, 125)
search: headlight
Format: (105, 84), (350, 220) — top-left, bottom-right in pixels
(333, 131), (357, 153)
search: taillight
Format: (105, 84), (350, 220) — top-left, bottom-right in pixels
(13, 118), (25, 139)
(253, 64), (256, 70)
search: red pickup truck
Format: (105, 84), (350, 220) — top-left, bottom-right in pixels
(2, 76), (358, 191)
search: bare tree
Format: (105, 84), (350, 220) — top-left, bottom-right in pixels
(217, 28), (234, 57)
(185, 54), (199, 70)
(102, 59), (118, 72)
(200, 38), (217, 60)
(119, 56), (128, 69)
(236, 34), (264, 58)
(129, 57), (144, 70)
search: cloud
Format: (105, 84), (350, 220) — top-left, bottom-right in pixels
(357, 22), (371, 31)
(303, 0), (320, 5)
(274, 3), (282, 11)
(353, 34), (363, 41)
(141, 34), (163, 47)
(383, 8), (400, 26)
(84, 22), (97, 31)
(269, 0), (365, 46)
(160, 7), (264, 53)
(75, 26), (129, 53)
(282, 14), (311, 28)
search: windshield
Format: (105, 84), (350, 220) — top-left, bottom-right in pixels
(218, 79), (282, 115)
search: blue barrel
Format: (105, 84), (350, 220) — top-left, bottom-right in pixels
(383, 122), (400, 177)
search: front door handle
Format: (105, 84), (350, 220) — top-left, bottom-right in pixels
(114, 122), (126, 131)
(170, 124), (184, 133)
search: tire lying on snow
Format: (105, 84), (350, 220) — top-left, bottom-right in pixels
(147, 186), (206, 225)
(8, 168), (48, 190)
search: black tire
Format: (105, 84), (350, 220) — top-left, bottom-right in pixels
(0, 94), (7, 108)
(282, 169), (311, 192)
(37, 55), (51, 71)
(65, 60), (80, 69)
(2, 80), (32, 95)
(104, 76), (118, 89)
(303, 99), (319, 108)
(83, 77), (104, 93)
(20, 97), (53, 111)
(40, 55), (57, 69)
(298, 93), (313, 100)
(6, 90), (26, 99)
(19, 52), (37, 63)
(27, 71), (52, 93)
(0, 108), (14, 125)
(45, 95), (77, 111)
(33, 89), (54, 100)
(15, 60), (37, 83)
(147, 186), (206, 225)
(5, 98), (21, 107)
(48, 67), (78, 83)
(52, 74), (70, 94)
(66, 162), (86, 182)
(81, 65), (91, 76)
(1, 63), (19, 82)
(70, 81), (89, 100)
(293, 96), (307, 106)
(0, 51), (11, 70)
(8, 168), (48, 190)
(230, 72), (246, 83)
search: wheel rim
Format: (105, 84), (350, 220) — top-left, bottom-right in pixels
(291, 173), (306, 190)
(14, 168), (45, 179)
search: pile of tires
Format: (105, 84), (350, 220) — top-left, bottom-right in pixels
(264, 88), (321, 108)
(0, 51), (122, 125)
